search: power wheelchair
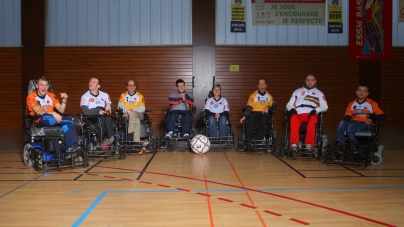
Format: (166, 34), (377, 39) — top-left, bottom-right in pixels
(279, 109), (328, 160)
(77, 110), (126, 161)
(322, 120), (384, 167)
(160, 105), (196, 150)
(23, 80), (87, 171)
(115, 109), (157, 155)
(237, 102), (277, 154)
(200, 91), (234, 148)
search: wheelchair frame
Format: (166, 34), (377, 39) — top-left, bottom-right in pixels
(23, 80), (87, 171)
(160, 105), (196, 150)
(237, 102), (277, 154)
(200, 112), (234, 149)
(115, 109), (157, 155)
(279, 110), (327, 160)
(78, 113), (126, 161)
(322, 121), (384, 167)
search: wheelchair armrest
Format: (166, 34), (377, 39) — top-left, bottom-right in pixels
(145, 109), (151, 114)
(271, 102), (277, 114)
(192, 105), (196, 115)
(283, 109), (290, 117)
(163, 109), (168, 116)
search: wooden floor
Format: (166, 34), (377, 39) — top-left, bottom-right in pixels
(1, 128), (404, 227)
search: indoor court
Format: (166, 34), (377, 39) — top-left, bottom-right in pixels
(0, 128), (403, 227)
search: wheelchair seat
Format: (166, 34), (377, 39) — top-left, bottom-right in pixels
(23, 80), (86, 171)
(78, 111), (126, 160)
(323, 120), (384, 167)
(160, 105), (196, 149)
(115, 109), (156, 155)
(237, 102), (277, 154)
(279, 108), (328, 160)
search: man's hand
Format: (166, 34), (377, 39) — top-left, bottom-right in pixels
(179, 93), (186, 101)
(309, 110), (316, 116)
(289, 108), (297, 115)
(60, 93), (68, 102)
(240, 116), (245, 124)
(51, 112), (62, 123)
(262, 106), (269, 114)
(215, 113), (220, 119)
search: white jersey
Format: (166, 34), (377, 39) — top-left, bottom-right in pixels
(286, 87), (328, 114)
(80, 90), (111, 109)
(204, 97), (230, 113)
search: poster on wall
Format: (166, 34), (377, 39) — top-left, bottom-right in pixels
(231, 0), (246, 32)
(349, 0), (392, 60)
(328, 0), (343, 33)
(251, 0), (325, 26)
(400, 0), (404, 23)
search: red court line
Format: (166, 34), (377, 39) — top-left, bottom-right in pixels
(103, 176), (116, 179)
(290, 218), (309, 225)
(86, 173), (98, 176)
(95, 165), (397, 227)
(217, 197), (234, 203)
(222, 152), (267, 227)
(263, 210), (282, 217)
(196, 192), (212, 197)
(157, 184), (171, 188)
(240, 203), (257, 209)
(200, 154), (215, 227)
(121, 178), (133, 181)
(176, 188), (190, 192)
(139, 181), (152, 184)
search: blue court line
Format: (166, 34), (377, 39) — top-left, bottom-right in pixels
(72, 186), (404, 226)
(72, 190), (183, 227)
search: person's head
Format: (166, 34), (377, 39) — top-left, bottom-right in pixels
(356, 83), (369, 101)
(89, 77), (101, 91)
(126, 80), (137, 94)
(257, 78), (267, 93)
(212, 84), (222, 97)
(36, 76), (50, 96)
(305, 74), (317, 89)
(176, 79), (185, 93)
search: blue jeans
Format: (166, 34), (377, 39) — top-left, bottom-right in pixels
(166, 110), (191, 134)
(208, 115), (227, 138)
(336, 120), (371, 143)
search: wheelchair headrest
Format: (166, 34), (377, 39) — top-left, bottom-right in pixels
(208, 91), (214, 98)
(28, 79), (54, 94)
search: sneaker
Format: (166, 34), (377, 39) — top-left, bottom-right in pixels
(305, 144), (312, 150)
(349, 143), (358, 153)
(109, 136), (115, 144)
(331, 141), (343, 151)
(101, 138), (111, 150)
(290, 143), (298, 151)
(183, 133), (189, 138)
(165, 131), (173, 140)
(65, 146), (82, 160)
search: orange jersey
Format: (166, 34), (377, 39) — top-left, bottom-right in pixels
(345, 98), (383, 122)
(26, 91), (60, 116)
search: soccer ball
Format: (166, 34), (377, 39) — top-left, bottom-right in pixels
(190, 135), (210, 154)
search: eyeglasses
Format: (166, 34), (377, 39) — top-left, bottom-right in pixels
(127, 84), (136, 87)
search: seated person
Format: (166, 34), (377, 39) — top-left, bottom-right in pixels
(165, 79), (194, 139)
(118, 80), (145, 142)
(26, 76), (82, 154)
(333, 84), (385, 151)
(80, 77), (114, 150)
(286, 74), (328, 150)
(239, 78), (274, 140)
(203, 84), (230, 139)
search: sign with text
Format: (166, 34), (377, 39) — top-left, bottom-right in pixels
(251, 0), (326, 26)
(231, 0), (246, 32)
(400, 0), (404, 23)
(349, 0), (392, 60)
(328, 0), (343, 33)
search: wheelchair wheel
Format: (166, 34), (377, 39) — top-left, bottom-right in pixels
(23, 144), (34, 167)
(371, 152), (383, 166)
(377, 145), (385, 158)
(160, 137), (168, 149)
(34, 152), (44, 171)
(74, 156), (84, 166)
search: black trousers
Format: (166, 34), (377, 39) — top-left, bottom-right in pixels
(245, 112), (270, 140)
(88, 115), (115, 140)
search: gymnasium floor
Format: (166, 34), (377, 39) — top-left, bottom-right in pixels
(0, 127), (403, 227)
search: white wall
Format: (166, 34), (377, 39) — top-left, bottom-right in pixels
(46, 0), (192, 46)
(0, 0), (21, 47)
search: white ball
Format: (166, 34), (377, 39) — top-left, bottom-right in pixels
(190, 135), (210, 154)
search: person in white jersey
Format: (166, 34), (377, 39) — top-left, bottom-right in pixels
(203, 84), (230, 139)
(80, 77), (115, 150)
(286, 74), (328, 150)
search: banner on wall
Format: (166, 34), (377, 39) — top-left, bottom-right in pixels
(328, 0), (343, 33)
(231, 0), (246, 32)
(400, 0), (404, 23)
(251, 0), (326, 26)
(349, 0), (392, 60)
